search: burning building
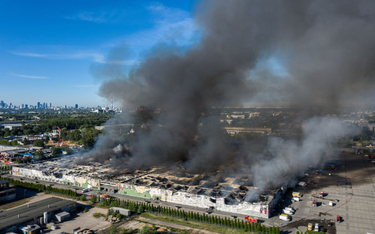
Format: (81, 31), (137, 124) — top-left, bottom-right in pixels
(11, 158), (286, 218)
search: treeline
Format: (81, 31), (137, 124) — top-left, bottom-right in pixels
(100, 198), (280, 234)
(0, 164), (12, 172)
(0, 176), (77, 197)
(37, 113), (114, 132)
(0, 139), (18, 145)
(0, 112), (114, 138)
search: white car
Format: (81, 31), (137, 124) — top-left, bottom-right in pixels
(314, 223), (319, 232)
(292, 197), (300, 202)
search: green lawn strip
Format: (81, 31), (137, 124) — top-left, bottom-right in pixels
(140, 213), (257, 234)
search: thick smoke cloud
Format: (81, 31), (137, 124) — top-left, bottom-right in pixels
(91, 0), (373, 198)
(243, 117), (359, 201)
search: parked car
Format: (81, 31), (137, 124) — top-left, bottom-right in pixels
(279, 214), (290, 221)
(314, 223), (319, 232)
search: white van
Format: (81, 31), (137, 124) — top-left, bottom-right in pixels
(283, 209), (294, 215)
(329, 201), (334, 206)
(279, 214), (290, 221)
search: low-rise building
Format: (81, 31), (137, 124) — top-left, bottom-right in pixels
(0, 197), (76, 232)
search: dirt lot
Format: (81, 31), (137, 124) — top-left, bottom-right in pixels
(119, 220), (146, 230)
(48, 206), (110, 233)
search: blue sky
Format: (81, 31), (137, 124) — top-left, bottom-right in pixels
(0, 0), (198, 107)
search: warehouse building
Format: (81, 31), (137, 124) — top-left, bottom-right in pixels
(12, 162), (286, 218)
(0, 197), (76, 232)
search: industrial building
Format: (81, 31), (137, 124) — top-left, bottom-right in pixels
(0, 179), (16, 202)
(0, 197), (76, 233)
(12, 158), (285, 218)
(109, 207), (131, 216)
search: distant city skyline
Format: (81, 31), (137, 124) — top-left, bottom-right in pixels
(0, 99), (116, 109)
(0, 1), (197, 106)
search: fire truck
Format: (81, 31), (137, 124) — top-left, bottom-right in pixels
(245, 216), (258, 223)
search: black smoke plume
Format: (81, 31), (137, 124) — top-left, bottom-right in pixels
(90, 0), (372, 199)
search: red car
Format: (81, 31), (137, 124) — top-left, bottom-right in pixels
(245, 216), (258, 223)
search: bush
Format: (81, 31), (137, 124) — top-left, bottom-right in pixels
(79, 194), (86, 201)
(110, 225), (118, 234)
(83, 207), (88, 213)
(116, 213), (122, 219)
(139, 226), (157, 234)
(120, 228), (134, 234)
(93, 213), (105, 218)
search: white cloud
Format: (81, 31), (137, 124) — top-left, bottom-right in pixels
(11, 51), (105, 63)
(11, 51), (138, 65)
(64, 10), (124, 23)
(9, 73), (48, 79)
(110, 3), (201, 52)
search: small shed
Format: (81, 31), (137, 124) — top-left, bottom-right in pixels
(109, 207), (131, 216)
(55, 211), (70, 222)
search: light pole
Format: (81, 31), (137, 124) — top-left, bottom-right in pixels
(24, 189), (26, 199)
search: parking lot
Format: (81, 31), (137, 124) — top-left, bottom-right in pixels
(264, 152), (375, 234)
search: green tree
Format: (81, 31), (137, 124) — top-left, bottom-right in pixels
(90, 195), (97, 204)
(51, 147), (62, 157)
(137, 204), (144, 214)
(35, 150), (45, 160)
(33, 139), (45, 147)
